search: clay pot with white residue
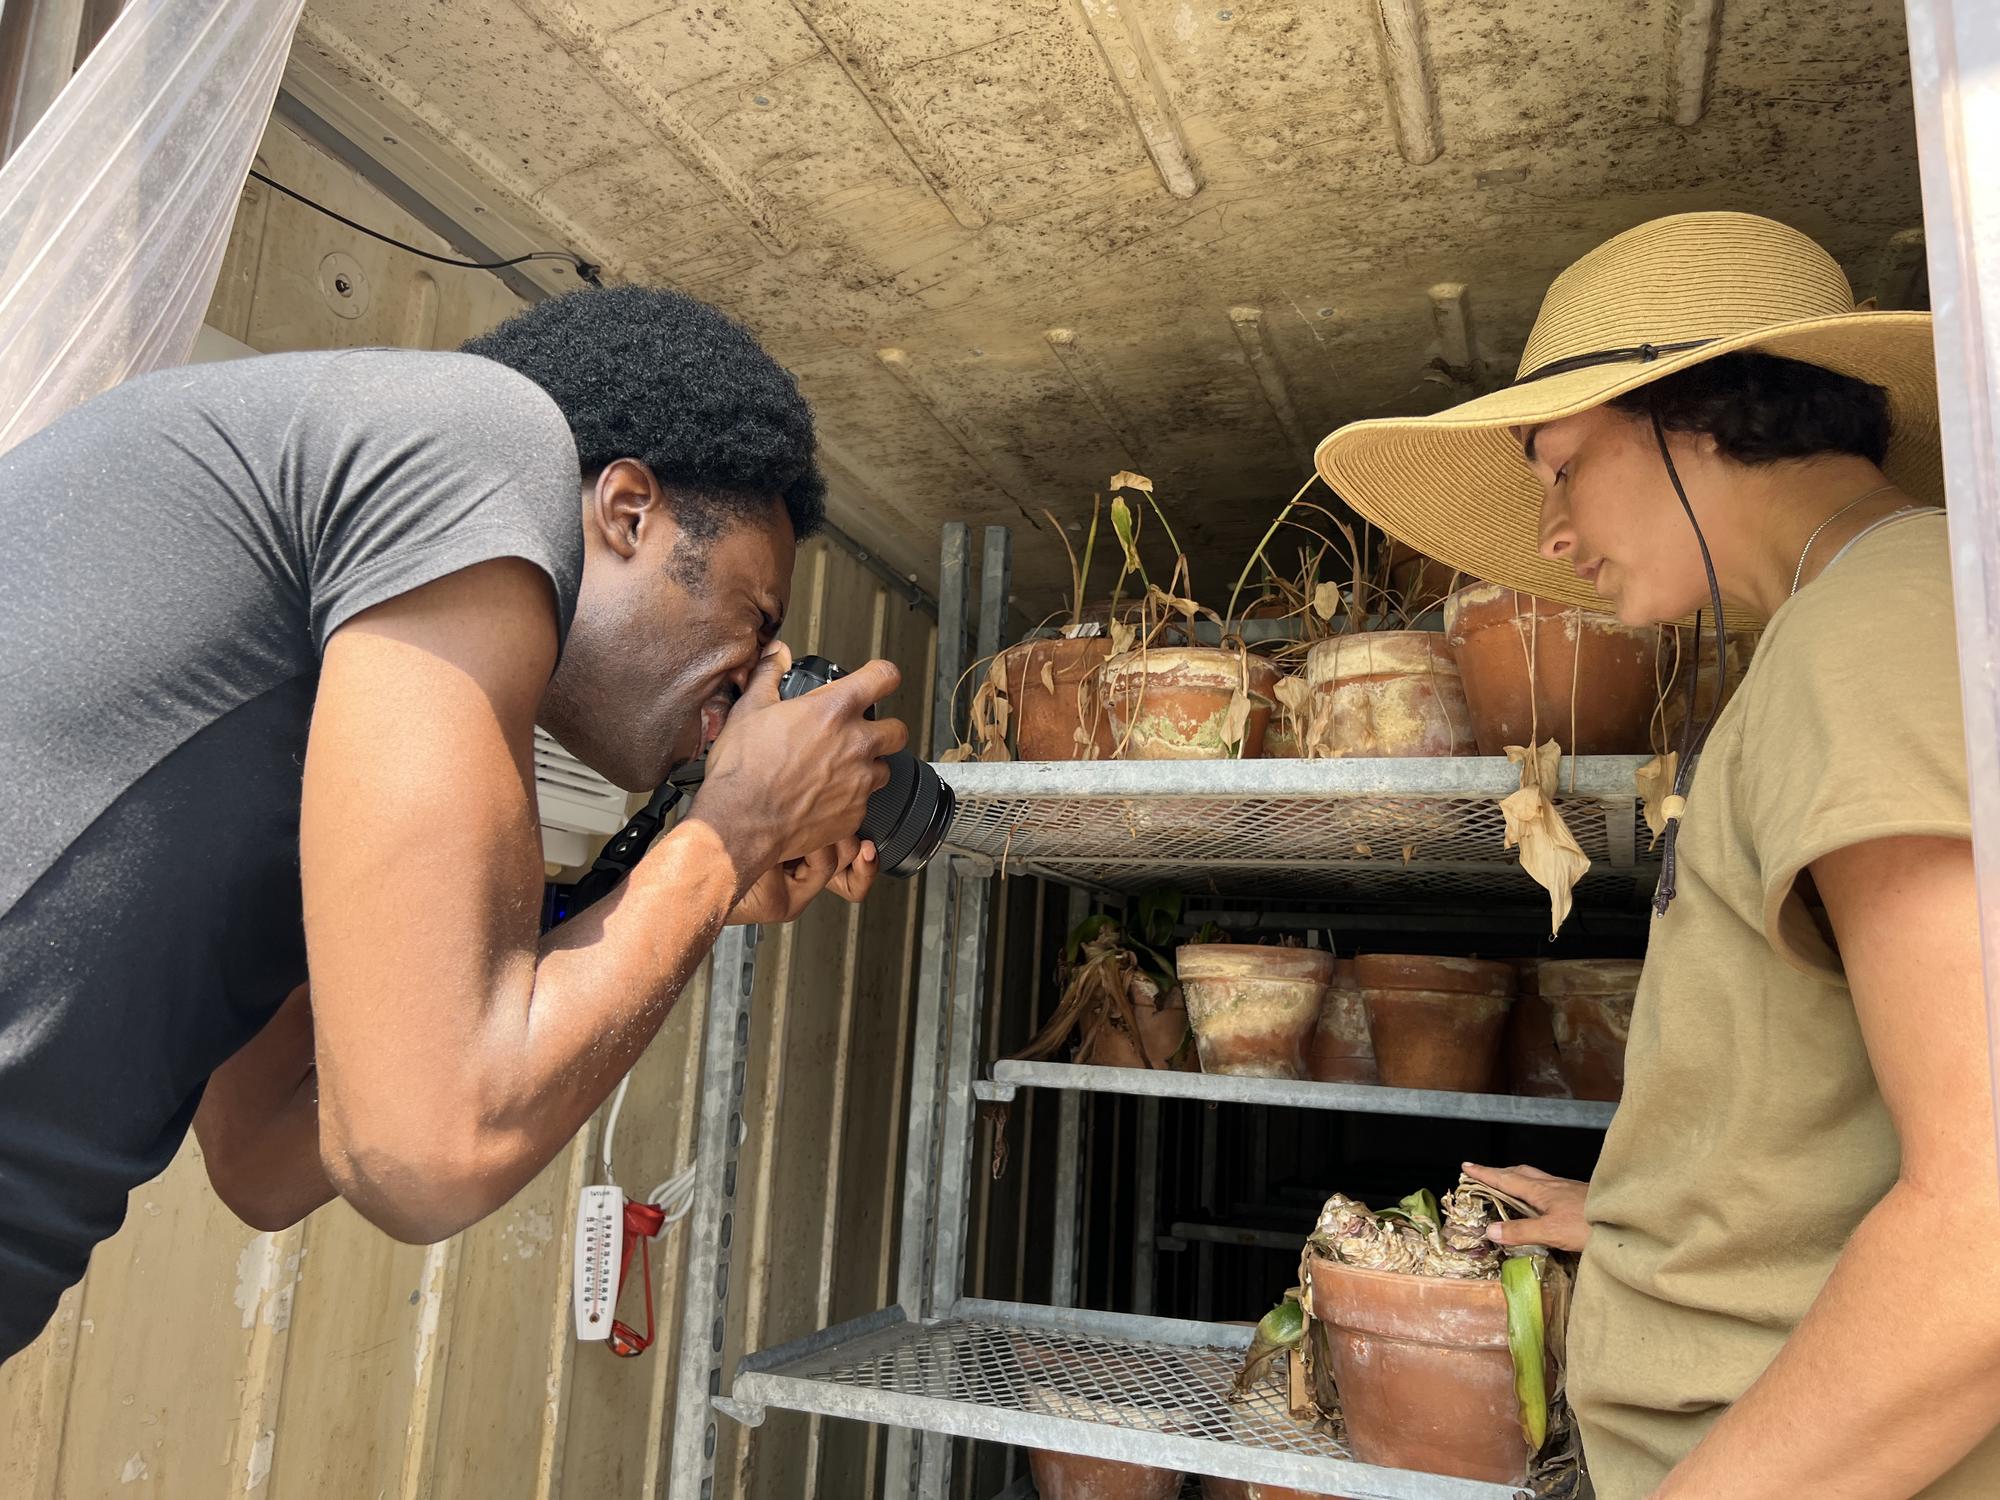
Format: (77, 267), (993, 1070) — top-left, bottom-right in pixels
(1357, 955), (1514, 1093)
(1101, 647), (1280, 760)
(1304, 1252), (1550, 1485)
(996, 636), (1117, 761)
(1538, 958), (1642, 1102)
(1301, 632), (1476, 758)
(1445, 583), (1663, 756)
(1177, 944), (1334, 1079)
(1306, 960), (1377, 1084)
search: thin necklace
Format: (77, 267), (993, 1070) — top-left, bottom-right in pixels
(1791, 484), (1899, 596)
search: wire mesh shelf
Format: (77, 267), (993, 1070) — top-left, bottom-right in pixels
(935, 757), (1658, 908)
(975, 1061), (1617, 1130)
(729, 1300), (1528, 1499)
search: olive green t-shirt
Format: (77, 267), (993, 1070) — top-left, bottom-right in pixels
(1567, 513), (1992, 1497)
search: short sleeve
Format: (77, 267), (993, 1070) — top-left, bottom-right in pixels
(1737, 517), (1972, 976)
(288, 349), (584, 654)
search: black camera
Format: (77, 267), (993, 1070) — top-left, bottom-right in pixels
(777, 655), (954, 879)
(549, 655), (952, 926)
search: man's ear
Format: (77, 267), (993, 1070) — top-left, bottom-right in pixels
(586, 459), (670, 560)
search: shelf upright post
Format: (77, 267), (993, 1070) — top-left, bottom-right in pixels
(917, 525), (1012, 1500)
(1132, 1098), (1160, 1314)
(1048, 884), (1091, 1306)
(883, 523), (973, 1500)
(667, 923), (762, 1498)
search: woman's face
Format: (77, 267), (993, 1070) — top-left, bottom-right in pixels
(1521, 404), (1716, 627)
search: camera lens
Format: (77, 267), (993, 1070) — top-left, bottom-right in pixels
(862, 743), (955, 877)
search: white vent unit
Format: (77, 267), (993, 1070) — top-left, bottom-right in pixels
(534, 728), (630, 869)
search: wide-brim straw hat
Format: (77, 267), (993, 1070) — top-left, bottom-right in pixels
(1313, 211), (1942, 620)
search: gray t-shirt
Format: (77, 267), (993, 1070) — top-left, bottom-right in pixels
(0, 348), (583, 1357)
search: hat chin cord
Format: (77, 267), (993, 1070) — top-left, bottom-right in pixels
(1647, 402), (1731, 917)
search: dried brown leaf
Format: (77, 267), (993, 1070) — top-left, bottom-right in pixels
(1109, 620), (1136, 656)
(1501, 741), (1592, 937)
(1039, 660), (1056, 695)
(1311, 581), (1343, 621)
(940, 745), (976, 763)
(1108, 470), (1153, 493)
(1635, 751), (1679, 850)
(1221, 687), (1252, 754)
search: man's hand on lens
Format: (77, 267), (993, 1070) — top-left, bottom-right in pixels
(726, 835), (879, 924)
(686, 642), (907, 912)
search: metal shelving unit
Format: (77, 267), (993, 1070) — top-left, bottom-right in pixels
(723, 1301), (1524, 1500)
(711, 524), (1629, 1500)
(975, 1060), (1617, 1130)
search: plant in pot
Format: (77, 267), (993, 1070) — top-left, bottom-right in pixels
(1010, 891), (1195, 1073)
(1096, 473), (1283, 761)
(1235, 1178), (1582, 1494)
(962, 495), (1132, 763)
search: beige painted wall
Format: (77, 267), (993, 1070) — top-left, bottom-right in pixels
(1, 116), (936, 1500)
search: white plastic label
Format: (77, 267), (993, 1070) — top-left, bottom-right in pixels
(573, 1184), (622, 1341)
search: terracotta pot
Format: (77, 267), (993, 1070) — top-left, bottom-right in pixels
(998, 637), (1117, 761)
(1301, 632), (1475, 758)
(1100, 648), (1281, 760)
(1177, 945), (1335, 1079)
(1029, 1449), (1181, 1500)
(1444, 583), (1663, 756)
(1307, 961), (1377, 1084)
(1079, 978), (1195, 1071)
(1305, 1253), (1550, 1485)
(1501, 963), (1569, 1099)
(1262, 675), (1305, 758)
(1356, 955), (1514, 1093)
(1538, 958), (1642, 1102)
(1201, 1476), (1353, 1500)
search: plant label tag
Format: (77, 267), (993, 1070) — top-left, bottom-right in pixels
(573, 1184), (622, 1341)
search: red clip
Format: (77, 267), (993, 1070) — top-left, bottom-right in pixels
(608, 1199), (668, 1358)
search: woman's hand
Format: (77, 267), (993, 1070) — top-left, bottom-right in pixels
(1461, 1161), (1593, 1253)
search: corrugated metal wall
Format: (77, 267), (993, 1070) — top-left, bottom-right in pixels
(0, 116), (939, 1500)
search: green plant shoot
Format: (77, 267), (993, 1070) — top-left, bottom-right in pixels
(1501, 1254), (1549, 1451)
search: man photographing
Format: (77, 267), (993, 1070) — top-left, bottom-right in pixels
(0, 285), (906, 1360)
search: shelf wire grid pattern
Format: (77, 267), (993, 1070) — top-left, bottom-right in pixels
(938, 766), (1656, 906)
(792, 1315), (1344, 1459)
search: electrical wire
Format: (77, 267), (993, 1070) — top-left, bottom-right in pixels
(600, 1070), (700, 1225)
(246, 169), (601, 285)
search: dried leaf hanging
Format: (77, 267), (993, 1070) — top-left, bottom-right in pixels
(1635, 751), (1679, 850)
(1108, 470), (1153, 494)
(1501, 740), (1592, 937)
(1221, 687), (1252, 755)
(1039, 660), (1056, 695)
(1109, 619), (1136, 657)
(1144, 582), (1201, 623)
(1311, 580), (1344, 621)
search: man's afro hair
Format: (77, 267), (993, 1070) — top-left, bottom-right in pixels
(464, 284), (824, 538)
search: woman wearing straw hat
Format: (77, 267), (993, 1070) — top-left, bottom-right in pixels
(1318, 212), (1995, 1498)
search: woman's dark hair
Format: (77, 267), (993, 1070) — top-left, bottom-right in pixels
(1607, 351), (1892, 468)
(463, 285), (824, 539)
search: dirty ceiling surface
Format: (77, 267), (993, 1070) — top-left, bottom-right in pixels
(295, 0), (1925, 618)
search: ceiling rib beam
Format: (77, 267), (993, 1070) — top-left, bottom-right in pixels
(788, 0), (992, 229)
(1665, 0), (1724, 126)
(1371, 0), (1441, 165)
(1429, 281), (1474, 380)
(511, 0), (797, 254)
(1228, 306), (1313, 474)
(1044, 326), (1141, 462)
(1071, 0), (1201, 200)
